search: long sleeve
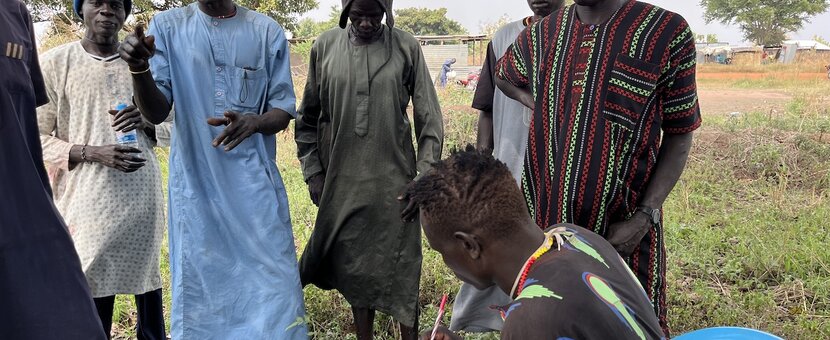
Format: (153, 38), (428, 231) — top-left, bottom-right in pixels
(410, 42), (444, 178)
(295, 43), (324, 181)
(266, 26), (297, 117)
(147, 18), (173, 105)
(36, 59), (74, 171)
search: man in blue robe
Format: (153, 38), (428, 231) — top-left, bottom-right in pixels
(119, 0), (307, 338)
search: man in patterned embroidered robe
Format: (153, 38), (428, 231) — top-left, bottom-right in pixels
(495, 0), (702, 335)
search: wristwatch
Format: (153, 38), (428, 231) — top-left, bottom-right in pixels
(636, 206), (662, 225)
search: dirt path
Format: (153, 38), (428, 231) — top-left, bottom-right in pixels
(697, 72), (826, 80)
(435, 72), (818, 116)
(441, 88), (796, 117)
(698, 88), (792, 115)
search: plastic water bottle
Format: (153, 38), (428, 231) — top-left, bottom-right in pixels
(114, 103), (138, 145)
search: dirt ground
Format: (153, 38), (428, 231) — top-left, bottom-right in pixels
(436, 72), (818, 117)
(444, 89), (796, 118)
(697, 72), (826, 81)
(697, 72), (829, 115)
(698, 88), (793, 115)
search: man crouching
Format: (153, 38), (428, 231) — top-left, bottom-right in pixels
(405, 146), (665, 339)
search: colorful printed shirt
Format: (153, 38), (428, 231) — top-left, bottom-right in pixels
(497, 1), (701, 234)
(499, 226), (664, 339)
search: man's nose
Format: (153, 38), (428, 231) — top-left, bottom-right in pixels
(100, 3), (115, 16)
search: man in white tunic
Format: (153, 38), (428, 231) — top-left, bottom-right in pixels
(37, 0), (166, 338)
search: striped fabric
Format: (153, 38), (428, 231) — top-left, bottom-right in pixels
(5, 41), (26, 60)
(497, 1), (702, 336)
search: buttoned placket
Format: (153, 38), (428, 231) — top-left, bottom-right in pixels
(210, 18), (227, 116)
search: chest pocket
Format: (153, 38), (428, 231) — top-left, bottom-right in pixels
(229, 67), (268, 113)
(603, 54), (661, 131)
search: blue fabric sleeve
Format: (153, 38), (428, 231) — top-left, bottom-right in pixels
(147, 18), (173, 105)
(266, 26), (297, 117)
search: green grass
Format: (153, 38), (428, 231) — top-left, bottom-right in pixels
(667, 132), (830, 336)
(110, 81), (830, 339)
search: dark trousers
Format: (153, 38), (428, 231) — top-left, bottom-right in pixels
(93, 289), (166, 340)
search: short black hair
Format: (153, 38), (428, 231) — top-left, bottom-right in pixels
(406, 145), (530, 240)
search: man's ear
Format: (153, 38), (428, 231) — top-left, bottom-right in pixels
(454, 231), (482, 260)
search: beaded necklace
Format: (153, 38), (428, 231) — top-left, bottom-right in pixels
(509, 230), (567, 298)
(212, 6), (237, 19)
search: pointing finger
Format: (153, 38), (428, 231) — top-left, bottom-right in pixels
(122, 36), (152, 60)
(134, 23), (145, 39)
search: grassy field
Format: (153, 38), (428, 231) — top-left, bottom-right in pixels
(105, 71), (830, 339)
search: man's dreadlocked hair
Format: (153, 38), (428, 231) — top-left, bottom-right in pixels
(406, 145), (530, 241)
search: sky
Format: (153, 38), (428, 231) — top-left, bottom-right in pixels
(303, 0), (830, 45)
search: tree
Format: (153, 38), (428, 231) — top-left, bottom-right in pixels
(27, 0), (318, 32)
(292, 5), (340, 38)
(252, 0), (318, 32)
(705, 34), (719, 43)
(480, 14), (512, 37)
(293, 18), (324, 39)
(695, 34), (720, 44)
(393, 8), (468, 36)
(701, 0), (830, 46)
(814, 35), (830, 47)
(479, 0), (573, 37)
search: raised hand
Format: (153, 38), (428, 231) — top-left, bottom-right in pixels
(206, 111), (263, 152)
(119, 24), (156, 70)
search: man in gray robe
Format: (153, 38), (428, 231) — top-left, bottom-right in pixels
(295, 0), (443, 338)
